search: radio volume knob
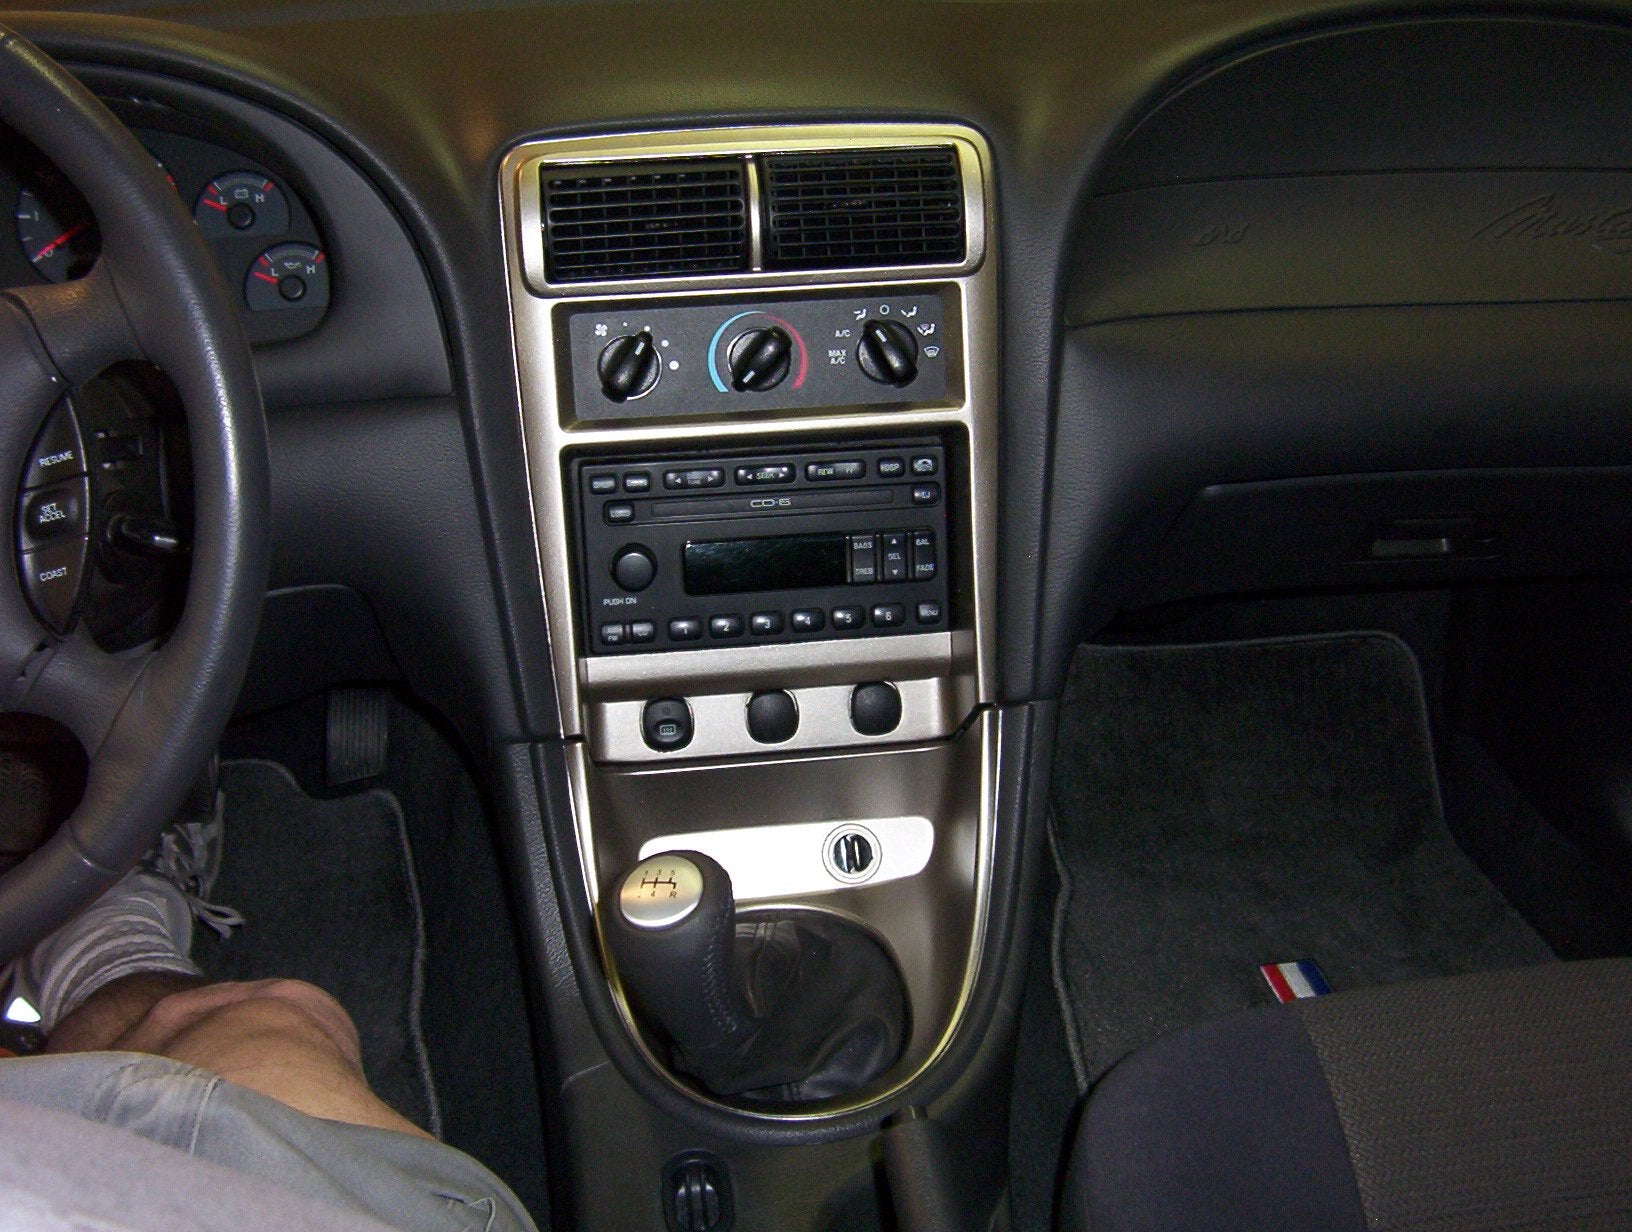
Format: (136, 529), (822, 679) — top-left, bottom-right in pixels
(598, 331), (662, 402)
(856, 319), (919, 387)
(611, 545), (657, 592)
(726, 326), (793, 391)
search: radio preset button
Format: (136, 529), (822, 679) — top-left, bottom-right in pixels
(669, 618), (703, 641)
(881, 532), (909, 582)
(623, 472), (652, 493)
(911, 530), (937, 581)
(877, 457), (906, 479)
(911, 483), (941, 506)
(806, 460), (865, 482)
(911, 456), (938, 477)
(750, 611), (785, 636)
(642, 698), (694, 752)
(604, 502), (635, 525)
(735, 464), (794, 486)
(611, 545), (657, 592)
(917, 601), (944, 625)
(848, 534), (878, 584)
(871, 603), (907, 628)
(629, 620), (657, 643)
(831, 605), (865, 631)
(589, 474), (618, 494)
(791, 608), (826, 633)
(709, 614), (745, 638)
(600, 622), (629, 646)
(664, 468), (725, 490)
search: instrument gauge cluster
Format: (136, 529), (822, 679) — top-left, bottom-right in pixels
(0, 120), (331, 345)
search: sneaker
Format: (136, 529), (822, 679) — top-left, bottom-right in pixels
(0, 793), (244, 1038)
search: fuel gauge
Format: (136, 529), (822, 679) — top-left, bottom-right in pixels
(245, 242), (329, 313)
(195, 171), (289, 238)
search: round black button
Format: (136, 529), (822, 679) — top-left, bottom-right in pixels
(850, 681), (902, 736)
(611, 544), (656, 592)
(746, 690), (799, 744)
(642, 698), (694, 752)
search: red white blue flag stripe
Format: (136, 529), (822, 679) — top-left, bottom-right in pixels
(1260, 960), (1332, 1003)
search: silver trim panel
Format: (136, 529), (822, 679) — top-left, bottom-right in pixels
(637, 816), (933, 901)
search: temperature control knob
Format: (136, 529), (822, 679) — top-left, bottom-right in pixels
(726, 326), (792, 392)
(598, 332), (662, 402)
(856, 319), (919, 387)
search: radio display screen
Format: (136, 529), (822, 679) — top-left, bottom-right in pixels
(683, 533), (848, 596)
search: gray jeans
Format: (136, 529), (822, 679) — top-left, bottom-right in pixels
(0, 1053), (537, 1232)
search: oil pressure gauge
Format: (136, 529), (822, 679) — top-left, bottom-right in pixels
(245, 242), (329, 312)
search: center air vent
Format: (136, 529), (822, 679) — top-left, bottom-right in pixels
(541, 159), (749, 283)
(762, 147), (965, 270)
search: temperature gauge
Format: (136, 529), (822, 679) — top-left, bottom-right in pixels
(195, 171), (289, 238)
(245, 243), (329, 313)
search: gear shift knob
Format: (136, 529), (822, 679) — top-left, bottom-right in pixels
(602, 851), (753, 1058)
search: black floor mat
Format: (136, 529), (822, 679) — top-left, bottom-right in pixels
(1051, 633), (1555, 1089)
(195, 759), (440, 1135)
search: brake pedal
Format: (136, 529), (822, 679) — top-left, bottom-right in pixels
(326, 688), (390, 788)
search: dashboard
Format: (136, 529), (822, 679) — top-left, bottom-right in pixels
(5, 1), (1632, 1230)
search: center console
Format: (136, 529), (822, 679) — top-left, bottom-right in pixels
(500, 124), (998, 1119)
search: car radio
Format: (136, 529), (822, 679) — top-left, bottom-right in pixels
(574, 439), (951, 654)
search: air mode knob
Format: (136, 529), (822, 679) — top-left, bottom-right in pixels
(598, 331), (662, 402)
(726, 326), (793, 391)
(856, 319), (919, 387)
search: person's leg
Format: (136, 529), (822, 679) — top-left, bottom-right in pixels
(44, 973), (430, 1139)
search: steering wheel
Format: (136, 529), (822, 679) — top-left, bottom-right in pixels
(0, 29), (268, 962)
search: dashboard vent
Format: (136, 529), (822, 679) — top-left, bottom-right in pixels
(761, 147), (965, 270)
(541, 159), (749, 282)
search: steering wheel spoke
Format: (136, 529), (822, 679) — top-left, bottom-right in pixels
(3, 265), (141, 387)
(16, 631), (149, 756)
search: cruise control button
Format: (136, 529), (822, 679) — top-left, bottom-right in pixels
(17, 478), (89, 552)
(911, 529), (937, 581)
(791, 607), (825, 633)
(871, 603), (906, 628)
(668, 618), (703, 641)
(709, 614), (744, 638)
(604, 502), (635, 525)
(629, 620), (657, 643)
(848, 533), (878, 584)
(664, 468), (725, 490)
(910, 455), (937, 476)
(876, 457), (905, 478)
(831, 605), (865, 630)
(911, 483), (940, 506)
(23, 403), (87, 491)
(599, 622), (629, 646)
(589, 474), (618, 494)
(916, 601), (944, 625)
(735, 464), (794, 486)
(750, 611), (785, 636)
(805, 460), (865, 482)
(622, 471), (652, 493)
(20, 537), (88, 634)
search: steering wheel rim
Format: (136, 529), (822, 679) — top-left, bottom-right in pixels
(0, 28), (268, 963)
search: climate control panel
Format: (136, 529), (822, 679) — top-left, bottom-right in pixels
(561, 289), (954, 420)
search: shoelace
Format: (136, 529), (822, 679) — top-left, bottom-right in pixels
(145, 818), (246, 941)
